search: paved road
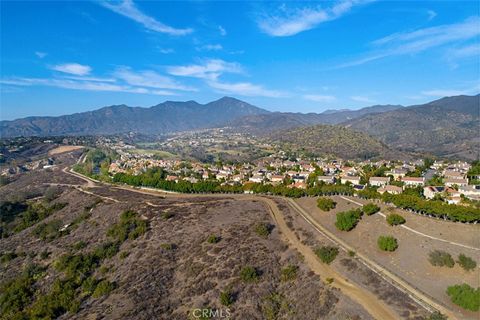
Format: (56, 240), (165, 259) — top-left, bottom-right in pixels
(339, 196), (480, 251)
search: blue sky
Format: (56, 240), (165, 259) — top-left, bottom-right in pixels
(1, 0), (479, 120)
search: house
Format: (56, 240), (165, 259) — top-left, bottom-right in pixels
(443, 170), (465, 179)
(386, 168), (409, 180)
(166, 175), (178, 182)
(341, 176), (361, 185)
(249, 175), (264, 183)
(317, 176), (335, 184)
(401, 177), (425, 187)
(458, 185), (480, 201)
(369, 176), (390, 187)
(288, 181), (307, 189)
(269, 174), (284, 183)
(377, 185), (403, 195)
(423, 186), (458, 199)
(444, 178), (468, 187)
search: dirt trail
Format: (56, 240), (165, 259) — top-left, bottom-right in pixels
(261, 197), (399, 320)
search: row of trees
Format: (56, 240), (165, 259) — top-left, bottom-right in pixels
(382, 193), (480, 223)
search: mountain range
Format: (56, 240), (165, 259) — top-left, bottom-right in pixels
(1, 94), (478, 159)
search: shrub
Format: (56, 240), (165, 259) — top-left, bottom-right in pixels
(314, 246), (339, 264)
(316, 197), (336, 211)
(280, 264), (298, 282)
(160, 243), (175, 250)
(262, 292), (288, 320)
(44, 186), (61, 202)
(92, 280), (115, 298)
(40, 250), (50, 260)
(72, 241), (87, 250)
(457, 254), (477, 271)
(219, 289), (234, 306)
(32, 219), (65, 241)
(446, 284), (480, 311)
(362, 203), (380, 215)
(377, 236), (398, 251)
(206, 234), (221, 244)
(119, 251), (129, 259)
(107, 210), (148, 242)
(240, 266), (259, 282)
(335, 209), (362, 231)
(1, 251), (18, 264)
(428, 311), (447, 320)
(255, 222), (272, 238)
(325, 277), (334, 284)
(386, 213), (406, 226)
(428, 250), (455, 268)
(161, 211), (174, 220)
(348, 250), (356, 257)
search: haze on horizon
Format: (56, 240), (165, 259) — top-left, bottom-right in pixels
(1, 0), (479, 120)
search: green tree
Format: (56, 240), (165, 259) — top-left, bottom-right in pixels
(335, 209), (362, 231)
(457, 254), (477, 271)
(314, 246), (339, 264)
(362, 203), (380, 215)
(240, 266), (259, 283)
(428, 250), (455, 268)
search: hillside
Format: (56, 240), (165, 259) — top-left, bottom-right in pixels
(343, 95), (480, 159)
(229, 105), (403, 134)
(0, 97), (269, 137)
(266, 124), (402, 160)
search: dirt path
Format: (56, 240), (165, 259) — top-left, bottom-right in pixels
(261, 197), (399, 320)
(339, 196), (480, 251)
(290, 198), (458, 320)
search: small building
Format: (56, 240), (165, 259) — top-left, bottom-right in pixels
(444, 178), (469, 187)
(317, 176), (335, 184)
(369, 176), (390, 187)
(341, 176), (361, 185)
(401, 177), (425, 187)
(378, 185), (403, 195)
(249, 175), (263, 183)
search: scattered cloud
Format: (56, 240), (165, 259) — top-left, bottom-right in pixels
(421, 83), (480, 97)
(50, 63), (92, 76)
(351, 95), (375, 103)
(167, 59), (243, 80)
(338, 16), (480, 68)
(159, 48), (175, 54)
(447, 43), (480, 59)
(257, 0), (373, 37)
(113, 67), (197, 91)
(99, 0), (193, 36)
(303, 94), (336, 102)
(207, 80), (286, 97)
(218, 25), (227, 36)
(196, 44), (223, 51)
(0, 77), (177, 96)
(35, 51), (47, 59)
(427, 10), (437, 21)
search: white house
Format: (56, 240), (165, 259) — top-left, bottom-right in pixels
(369, 176), (390, 187)
(341, 176), (361, 185)
(317, 176), (335, 184)
(401, 177), (425, 187)
(378, 185), (403, 195)
(444, 178), (469, 187)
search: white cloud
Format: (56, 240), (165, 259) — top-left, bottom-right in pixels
(303, 94), (336, 102)
(0, 77), (177, 96)
(421, 84), (480, 97)
(258, 0), (373, 37)
(339, 16), (480, 68)
(99, 0), (192, 36)
(447, 43), (480, 59)
(167, 59), (242, 80)
(351, 95), (375, 103)
(159, 48), (175, 54)
(51, 63), (92, 76)
(208, 80), (286, 97)
(113, 67), (196, 91)
(427, 10), (437, 21)
(35, 51), (47, 59)
(219, 25), (227, 36)
(196, 44), (223, 51)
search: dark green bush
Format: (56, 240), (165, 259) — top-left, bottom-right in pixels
(386, 213), (406, 226)
(206, 234), (221, 244)
(316, 197), (336, 211)
(428, 250), (455, 268)
(219, 289), (234, 306)
(335, 209), (362, 231)
(255, 222), (272, 238)
(92, 280), (115, 298)
(314, 246), (339, 264)
(240, 266), (259, 282)
(377, 236), (398, 251)
(280, 264), (298, 282)
(446, 284), (480, 311)
(107, 210), (148, 242)
(362, 203), (380, 215)
(457, 254), (477, 271)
